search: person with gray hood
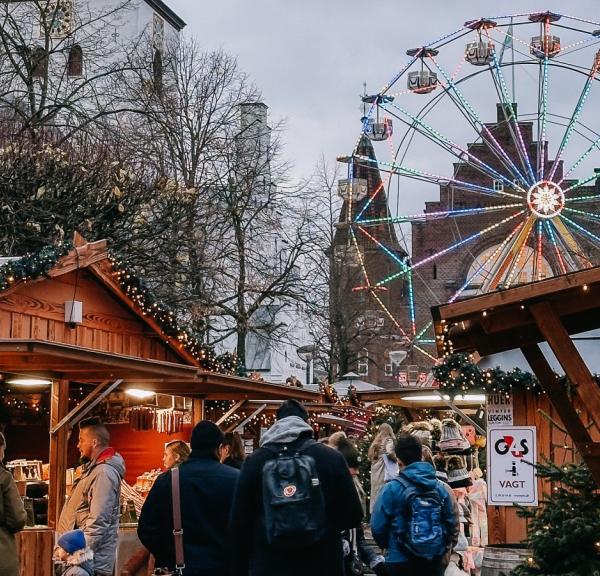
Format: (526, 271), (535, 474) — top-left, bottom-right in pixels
(58, 417), (125, 576)
(230, 399), (363, 576)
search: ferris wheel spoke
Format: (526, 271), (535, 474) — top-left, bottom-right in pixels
(353, 154), (523, 200)
(382, 101), (523, 191)
(449, 219), (525, 301)
(429, 56), (529, 184)
(537, 56), (550, 179)
(544, 220), (569, 274)
(375, 210), (527, 287)
(563, 206), (600, 221)
(548, 216), (594, 271)
(488, 50), (537, 184)
(355, 203), (523, 226)
(504, 218), (536, 287)
(559, 135), (600, 185)
(558, 214), (600, 246)
(548, 56), (600, 182)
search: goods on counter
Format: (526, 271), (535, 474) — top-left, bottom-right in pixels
(133, 469), (162, 495)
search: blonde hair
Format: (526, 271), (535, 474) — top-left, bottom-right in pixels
(368, 423), (395, 462)
(165, 440), (191, 464)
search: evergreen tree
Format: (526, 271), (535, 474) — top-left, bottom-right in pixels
(513, 461), (600, 576)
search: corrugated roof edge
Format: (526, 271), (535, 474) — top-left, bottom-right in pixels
(144, 0), (186, 31)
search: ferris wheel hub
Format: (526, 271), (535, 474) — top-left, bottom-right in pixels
(527, 181), (565, 219)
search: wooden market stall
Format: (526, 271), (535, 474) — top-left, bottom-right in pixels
(0, 237), (321, 575)
(431, 265), (600, 544)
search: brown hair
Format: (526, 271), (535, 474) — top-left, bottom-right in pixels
(165, 440), (191, 464)
(79, 417), (110, 447)
(368, 423), (395, 462)
(222, 431), (245, 462)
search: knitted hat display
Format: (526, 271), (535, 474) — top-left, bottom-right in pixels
(438, 419), (471, 454)
(58, 529), (86, 554)
(430, 418), (442, 443)
(447, 455), (473, 488)
(404, 421), (433, 447)
(434, 454), (448, 483)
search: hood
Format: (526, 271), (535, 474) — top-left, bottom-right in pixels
(66, 549), (94, 574)
(259, 416), (313, 447)
(400, 461), (438, 490)
(91, 448), (126, 479)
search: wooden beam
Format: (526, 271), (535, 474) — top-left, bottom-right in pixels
(192, 399), (204, 425)
(229, 403), (267, 433)
(528, 301), (600, 430)
(215, 399), (247, 426)
(521, 343), (600, 485)
(48, 379), (69, 529)
(51, 380), (122, 434)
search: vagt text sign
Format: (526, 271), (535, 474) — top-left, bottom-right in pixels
(487, 426), (538, 506)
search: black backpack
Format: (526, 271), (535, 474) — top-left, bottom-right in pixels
(262, 439), (326, 549)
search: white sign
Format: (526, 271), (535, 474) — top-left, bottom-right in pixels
(487, 426), (538, 507)
(486, 393), (513, 428)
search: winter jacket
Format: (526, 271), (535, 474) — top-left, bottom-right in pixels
(230, 416), (364, 576)
(371, 461), (458, 564)
(223, 456), (244, 470)
(0, 465), (27, 576)
(369, 438), (397, 514)
(57, 448), (125, 576)
(137, 449), (239, 575)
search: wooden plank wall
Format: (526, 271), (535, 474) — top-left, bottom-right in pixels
(0, 270), (183, 364)
(488, 388), (600, 544)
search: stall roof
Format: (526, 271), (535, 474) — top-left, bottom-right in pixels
(432, 266), (600, 356)
(0, 339), (322, 402)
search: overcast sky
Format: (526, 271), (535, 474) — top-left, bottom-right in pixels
(169, 0), (600, 196)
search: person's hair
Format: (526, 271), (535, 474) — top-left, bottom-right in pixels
(337, 437), (360, 469)
(421, 445), (434, 467)
(367, 422), (395, 462)
(327, 430), (347, 449)
(79, 417), (110, 447)
(394, 432), (423, 466)
(221, 431), (245, 461)
(165, 440), (191, 463)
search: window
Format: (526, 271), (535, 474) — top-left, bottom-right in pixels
(493, 179), (504, 192)
(67, 44), (82, 77)
(153, 49), (163, 95)
(31, 46), (48, 78)
(357, 348), (368, 376)
(384, 363), (393, 377)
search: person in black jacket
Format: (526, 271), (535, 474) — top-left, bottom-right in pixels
(138, 421), (239, 575)
(230, 400), (364, 576)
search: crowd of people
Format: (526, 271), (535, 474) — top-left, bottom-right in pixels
(0, 402), (468, 576)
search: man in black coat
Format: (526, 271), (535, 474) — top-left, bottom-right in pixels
(230, 400), (364, 576)
(138, 421), (239, 575)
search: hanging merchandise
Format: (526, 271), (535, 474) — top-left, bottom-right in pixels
(438, 419), (471, 453)
(156, 409), (184, 435)
(129, 406), (157, 431)
(403, 421), (433, 447)
(447, 456), (473, 489)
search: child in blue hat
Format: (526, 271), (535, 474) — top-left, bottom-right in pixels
(55, 529), (94, 576)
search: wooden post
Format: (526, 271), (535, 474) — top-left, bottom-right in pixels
(48, 379), (69, 529)
(192, 399), (204, 425)
(528, 301), (600, 429)
(522, 343), (600, 485)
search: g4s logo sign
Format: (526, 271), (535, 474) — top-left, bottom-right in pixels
(494, 435), (529, 458)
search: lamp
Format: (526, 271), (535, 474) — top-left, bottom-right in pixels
(125, 388), (155, 400)
(6, 377), (52, 387)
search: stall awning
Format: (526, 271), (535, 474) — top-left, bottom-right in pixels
(0, 339), (323, 402)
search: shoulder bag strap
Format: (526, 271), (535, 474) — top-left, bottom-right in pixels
(171, 467), (185, 573)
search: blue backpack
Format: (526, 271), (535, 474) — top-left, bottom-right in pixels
(395, 475), (447, 560)
(262, 439), (326, 549)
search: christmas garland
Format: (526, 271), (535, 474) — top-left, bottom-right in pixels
(433, 353), (543, 396)
(0, 242), (237, 374)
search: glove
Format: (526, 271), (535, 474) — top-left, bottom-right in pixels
(372, 560), (386, 576)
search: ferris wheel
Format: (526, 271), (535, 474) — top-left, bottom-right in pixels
(340, 11), (600, 364)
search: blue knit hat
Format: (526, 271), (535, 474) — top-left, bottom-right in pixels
(58, 529), (86, 554)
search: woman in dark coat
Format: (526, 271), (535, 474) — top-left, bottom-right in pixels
(0, 432), (27, 576)
(219, 431), (245, 470)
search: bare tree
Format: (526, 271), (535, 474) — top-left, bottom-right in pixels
(0, 0), (143, 142)
(303, 157), (385, 382)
